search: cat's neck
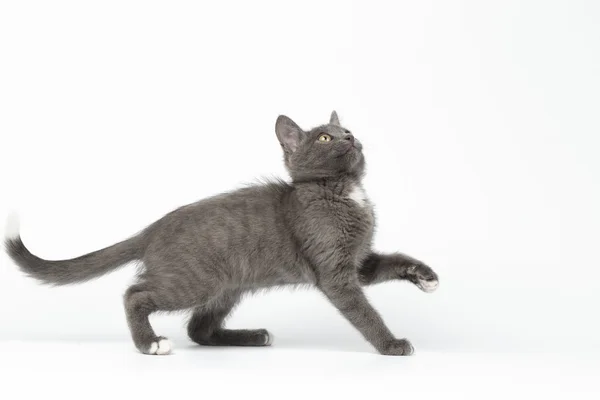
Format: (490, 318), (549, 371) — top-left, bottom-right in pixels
(292, 173), (364, 196)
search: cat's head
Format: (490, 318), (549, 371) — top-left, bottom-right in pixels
(275, 111), (365, 181)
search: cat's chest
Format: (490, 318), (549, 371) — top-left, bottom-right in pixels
(330, 184), (375, 234)
(346, 184), (369, 209)
(295, 183), (375, 268)
(333, 183), (375, 259)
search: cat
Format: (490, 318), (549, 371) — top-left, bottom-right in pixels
(5, 111), (439, 356)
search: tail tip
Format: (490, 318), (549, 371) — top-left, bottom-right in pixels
(5, 212), (21, 240)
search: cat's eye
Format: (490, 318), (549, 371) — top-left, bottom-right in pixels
(318, 134), (332, 142)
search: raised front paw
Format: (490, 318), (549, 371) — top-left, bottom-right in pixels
(380, 339), (414, 356)
(407, 263), (439, 293)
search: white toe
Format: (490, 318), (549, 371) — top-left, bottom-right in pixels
(265, 331), (274, 346)
(146, 339), (172, 355)
(148, 342), (159, 355)
(156, 339), (172, 355)
(420, 279), (439, 293)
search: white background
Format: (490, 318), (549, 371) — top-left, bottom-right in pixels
(1, 0), (599, 398)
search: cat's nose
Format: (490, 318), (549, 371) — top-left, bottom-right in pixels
(344, 134), (355, 144)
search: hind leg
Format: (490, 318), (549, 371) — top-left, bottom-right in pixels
(187, 291), (273, 346)
(124, 284), (173, 355)
(124, 280), (220, 355)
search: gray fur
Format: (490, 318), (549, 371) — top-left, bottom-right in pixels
(5, 111), (439, 356)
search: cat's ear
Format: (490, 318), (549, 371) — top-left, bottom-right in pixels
(275, 115), (304, 154)
(330, 110), (340, 126)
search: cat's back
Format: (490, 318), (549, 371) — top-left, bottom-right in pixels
(146, 179), (294, 248)
(191, 178), (292, 217)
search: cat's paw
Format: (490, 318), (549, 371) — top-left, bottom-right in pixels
(146, 337), (172, 355)
(407, 264), (439, 293)
(381, 339), (414, 356)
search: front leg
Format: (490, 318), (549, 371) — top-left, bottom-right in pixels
(319, 278), (413, 356)
(359, 252), (439, 293)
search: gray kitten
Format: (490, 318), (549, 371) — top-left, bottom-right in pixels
(5, 111), (439, 356)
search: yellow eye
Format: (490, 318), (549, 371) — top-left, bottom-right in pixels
(318, 134), (332, 142)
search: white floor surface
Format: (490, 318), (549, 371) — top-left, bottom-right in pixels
(1, 339), (598, 400)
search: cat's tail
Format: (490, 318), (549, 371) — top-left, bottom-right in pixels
(4, 212), (146, 285)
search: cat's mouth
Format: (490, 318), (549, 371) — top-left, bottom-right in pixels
(337, 145), (360, 157)
(345, 145), (360, 154)
(337, 146), (356, 157)
(344, 143), (358, 154)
